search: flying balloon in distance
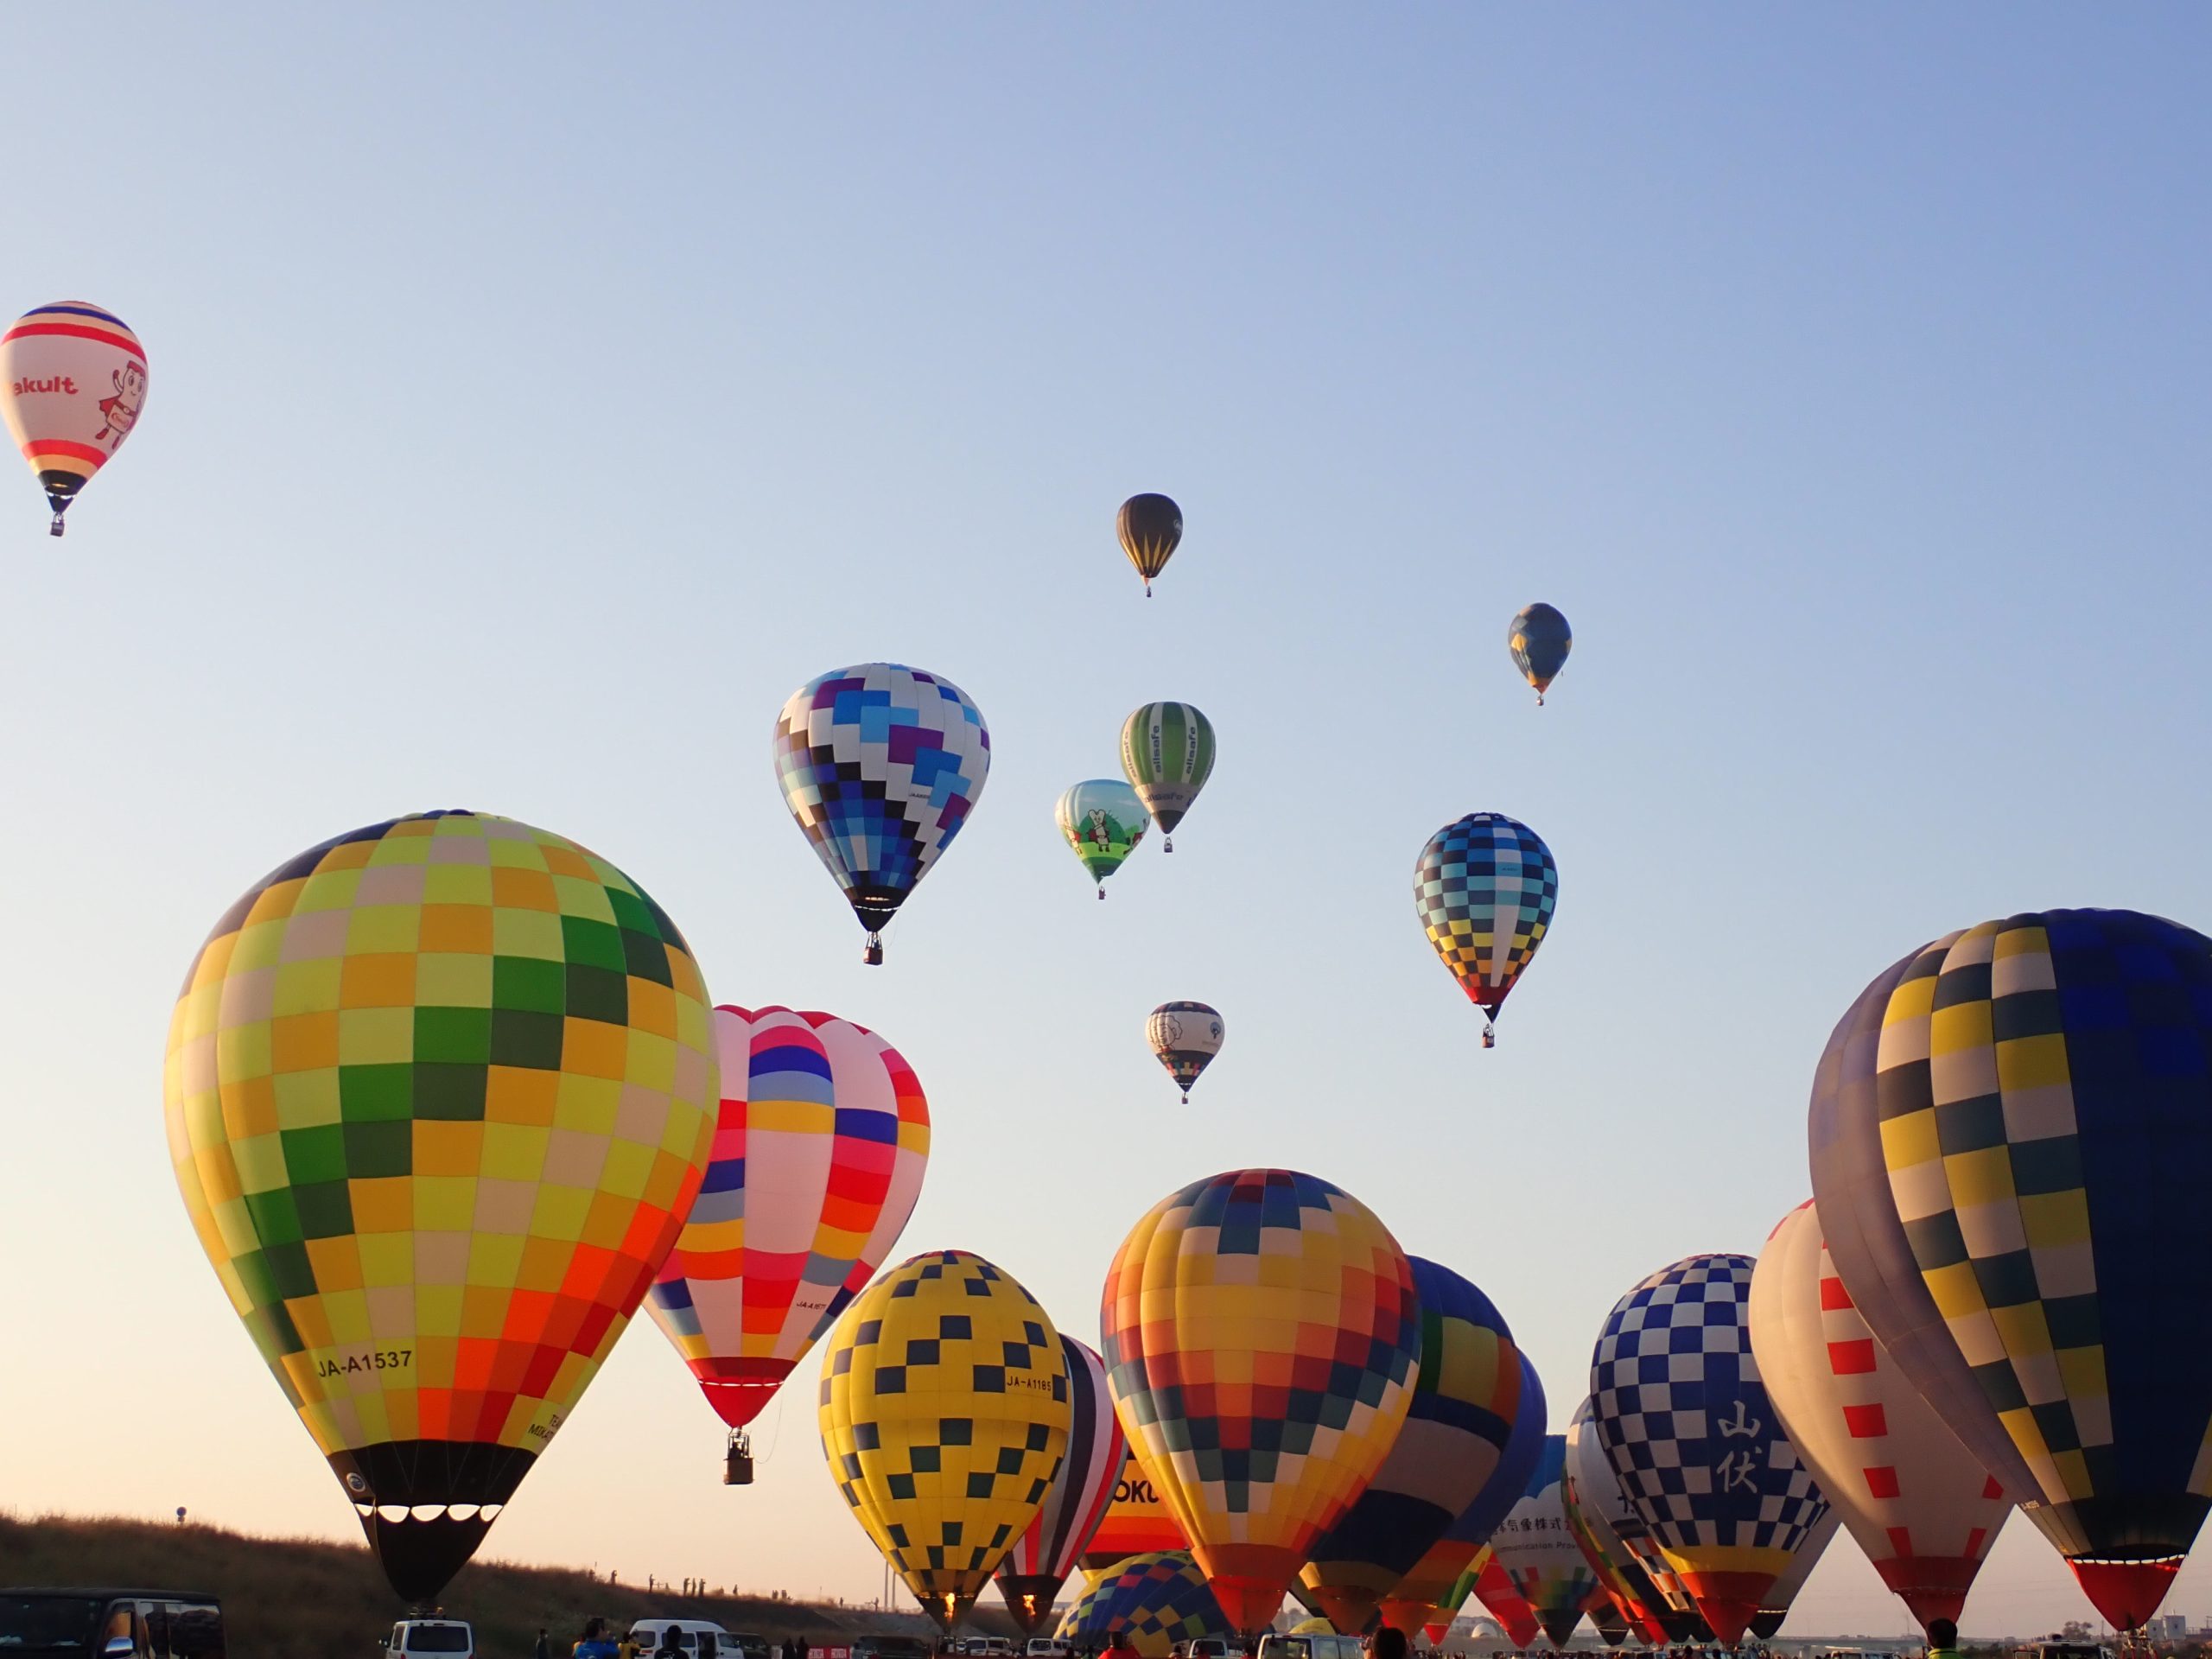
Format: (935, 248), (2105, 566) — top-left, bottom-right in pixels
(774, 663), (991, 963)
(1808, 910), (2212, 1634)
(1145, 1002), (1224, 1104)
(1118, 494), (1183, 597)
(820, 1249), (1071, 1630)
(2, 301), (148, 535)
(1414, 811), (1558, 1047)
(1507, 605), (1571, 705)
(1120, 702), (1216, 853)
(647, 1007), (930, 1449)
(1056, 779), (1149, 899)
(163, 810), (720, 1605)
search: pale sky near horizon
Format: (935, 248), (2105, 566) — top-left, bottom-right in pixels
(4, 4), (2211, 1639)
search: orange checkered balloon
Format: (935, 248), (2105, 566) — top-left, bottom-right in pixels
(163, 810), (719, 1605)
(1101, 1169), (1421, 1637)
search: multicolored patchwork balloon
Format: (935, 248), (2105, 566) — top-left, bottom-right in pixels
(1056, 1551), (1234, 1658)
(1302, 1258), (1523, 1634)
(1, 300), (147, 535)
(1471, 1554), (1541, 1649)
(1506, 603), (1572, 704)
(1808, 910), (2212, 1634)
(997, 1336), (1129, 1634)
(1588, 1254), (1830, 1645)
(819, 1250), (1071, 1630)
(1749, 1200), (2012, 1635)
(1120, 702), (1216, 852)
(1146, 1001), (1224, 1104)
(1117, 493), (1183, 596)
(1056, 779), (1149, 898)
(1560, 1400), (1675, 1646)
(1489, 1437), (1599, 1646)
(162, 810), (719, 1605)
(773, 664), (990, 963)
(1102, 1169), (1421, 1637)
(1414, 812), (1557, 1047)
(646, 1007), (930, 1437)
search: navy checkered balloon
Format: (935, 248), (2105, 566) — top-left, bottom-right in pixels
(1588, 1254), (1828, 1643)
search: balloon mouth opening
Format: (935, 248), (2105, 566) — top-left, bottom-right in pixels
(2069, 1555), (2184, 1630)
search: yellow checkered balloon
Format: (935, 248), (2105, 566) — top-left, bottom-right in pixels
(820, 1250), (1072, 1628)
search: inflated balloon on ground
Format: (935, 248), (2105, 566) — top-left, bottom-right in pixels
(162, 810), (720, 1604)
(1102, 1169), (1421, 1637)
(819, 1250), (1071, 1630)
(1081, 1470), (1191, 1572)
(1414, 812), (1557, 1047)
(1589, 1254), (1830, 1645)
(1056, 1551), (1233, 1658)
(1489, 1437), (1598, 1646)
(1748, 1199), (2011, 1634)
(773, 663), (990, 963)
(1, 300), (148, 535)
(1808, 910), (2212, 1633)
(997, 1337), (1128, 1634)
(647, 1007), (930, 1439)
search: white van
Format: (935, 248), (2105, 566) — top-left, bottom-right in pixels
(1256, 1637), (1357, 1659)
(387, 1619), (475, 1659)
(629, 1621), (732, 1659)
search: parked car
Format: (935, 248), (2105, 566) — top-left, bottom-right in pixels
(1174, 1643), (1230, 1659)
(722, 1636), (769, 1659)
(1025, 1642), (1071, 1659)
(1, 1589), (225, 1659)
(629, 1622), (734, 1659)
(1255, 1636), (1361, 1659)
(385, 1618), (474, 1659)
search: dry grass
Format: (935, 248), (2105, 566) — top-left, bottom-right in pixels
(0, 1514), (1014, 1659)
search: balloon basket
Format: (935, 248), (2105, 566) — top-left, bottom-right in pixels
(863, 934), (884, 966)
(1097, 888), (1106, 901)
(1481, 1023), (1496, 1049)
(1163, 836), (1174, 853)
(49, 513), (65, 537)
(723, 1431), (753, 1486)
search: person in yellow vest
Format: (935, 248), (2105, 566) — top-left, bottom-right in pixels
(1925, 1619), (1960, 1659)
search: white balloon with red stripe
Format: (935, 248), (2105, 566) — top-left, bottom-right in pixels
(1, 301), (148, 535)
(1747, 1200), (2014, 1637)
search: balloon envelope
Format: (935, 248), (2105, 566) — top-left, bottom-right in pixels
(1303, 1258), (1522, 1633)
(1146, 1001), (1224, 1103)
(1056, 779), (1149, 892)
(162, 810), (719, 1604)
(773, 664), (990, 961)
(1120, 702), (1216, 848)
(1414, 812), (1557, 1045)
(1748, 1507), (1840, 1638)
(998, 1336), (1129, 1634)
(1506, 603), (1572, 701)
(646, 1007), (930, 1431)
(1081, 1468), (1192, 1571)
(1057, 1551), (1234, 1659)
(1117, 493), (1183, 593)
(1489, 1437), (1598, 1646)
(1471, 1554), (1540, 1649)
(1748, 1199), (2012, 1633)
(1, 300), (147, 532)
(1589, 1254), (1830, 1645)
(1560, 1400), (1675, 1646)
(819, 1249), (1071, 1630)
(1808, 910), (2212, 1632)
(1102, 1169), (1421, 1637)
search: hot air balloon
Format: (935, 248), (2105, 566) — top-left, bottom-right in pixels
(1414, 813), (1556, 1047)
(1748, 1200), (2012, 1634)
(1102, 1169), (1421, 1637)
(1559, 1402), (1675, 1647)
(1746, 1507), (1840, 1639)
(1418, 1565), (1481, 1648)
(1377, 1348), (1547, 1639)
(997, 1337), (1129, 1634)
(1117, 494), (1183, 597)
(1081, 1468), (1192, 1573)
(162, 810), (719, 1605)
(1057, 1551), (1235, 1658)
(773, 664), (990, 964)
(1808, 910), (2212, 1634)
(1145, 1002), (1224, 1105)
(1056, 780), (1148, 898)
(1506, 605), (1572, 705)
(1585, 1592), (1629, 1648)
(645, 1007), (930, 1469)
(1302, 1260), (1522, 1634)
(1471, 1555), (1541, 1650)
(1120, 702), (1216, 853)
(1490, 1438), (1599, 1646)
(1589, 1255), (1831, 1645)
(819, 1249), (1071, 1630)
(2, 301), (147, 535)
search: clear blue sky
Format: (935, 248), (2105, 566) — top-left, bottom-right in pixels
(3, 4), (2209, 1637)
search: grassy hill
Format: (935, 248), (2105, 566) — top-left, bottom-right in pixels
(0, 1514), (1020, 1659)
